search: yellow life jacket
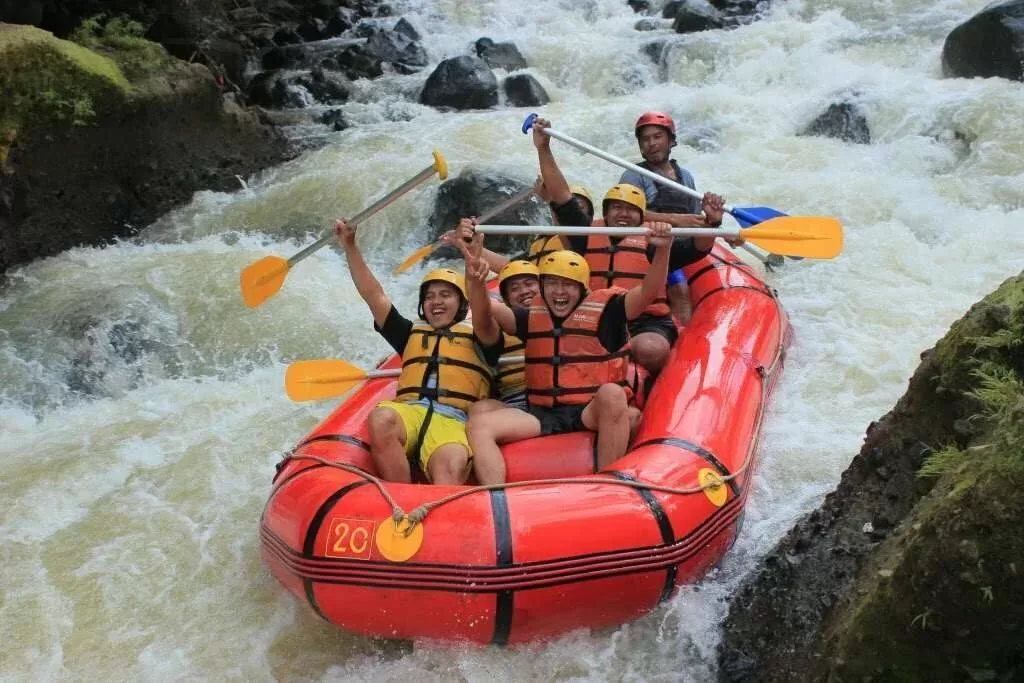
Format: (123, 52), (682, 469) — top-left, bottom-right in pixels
(496, 332), (526, 400)
(394, 321), (492, 412)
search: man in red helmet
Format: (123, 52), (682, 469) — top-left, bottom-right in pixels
(530, 117), (716, 377)
(622, 111), (726, 322)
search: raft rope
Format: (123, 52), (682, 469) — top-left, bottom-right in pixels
(284, 452), (759, 534)
(281, 256), (790, 538)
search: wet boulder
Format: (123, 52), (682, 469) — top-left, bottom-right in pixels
(320, 108), (350, 130)
(393, 17), (422, 41)
(420, 56), (498, 110)
(273, 26), (304, 45)
(246, 70), (286, 107)
(324, 8), (357, 37)
(336, 43), (384, 80)
(296, 17), (327, 42)
(299, 68), (351, 105)
(662, 0), (684, 19)
(627, 0), (651, 13)
(799, 101), (871, 144)
(941, 0), (1024, 82)
(248, 70), (342, 108)
(310, 0), (338, 21)
(634, 17), (663, 31)
(503, 73), (550, 107)
(260, 44), (305, 70)
(429, 168), (549, 255)
(672, 0), (725, 33)
(475, 39), (528, 71)
(366, 27), (428, 68)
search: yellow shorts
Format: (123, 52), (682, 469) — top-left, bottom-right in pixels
(375, 401), (472, 479)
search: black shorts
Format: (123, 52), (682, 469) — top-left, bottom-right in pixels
(628, 313), (679, 345)
(528, 404), (587, 436)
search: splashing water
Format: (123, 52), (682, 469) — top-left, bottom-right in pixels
(3, 0), (1023, 678)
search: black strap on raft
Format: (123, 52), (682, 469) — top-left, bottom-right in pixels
(407, 330), (444, 483)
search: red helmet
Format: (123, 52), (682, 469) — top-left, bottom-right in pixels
(635, 111), (676, 138)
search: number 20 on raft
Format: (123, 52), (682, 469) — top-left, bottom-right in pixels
(324, 517), (375, 560)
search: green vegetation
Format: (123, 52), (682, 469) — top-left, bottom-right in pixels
(70, 14), (175, 81)
(0, 17), (183, 135)
(830, 273), (1024, 680)
(920, 274), (1024, 477)
(0, 23), (130, 131)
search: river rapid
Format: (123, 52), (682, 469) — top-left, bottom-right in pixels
(3, 0), (1023, 679)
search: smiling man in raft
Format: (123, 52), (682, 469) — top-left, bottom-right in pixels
(334, 218), (500, 485)
(457, 222), (672, 486)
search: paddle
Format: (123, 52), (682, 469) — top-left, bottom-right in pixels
(393, 185), (537, 274)
(474, 221), (843, 260)
(240, 150), (449, 308)
(286, 356), (526, 402)
(521, 114), (817, 265)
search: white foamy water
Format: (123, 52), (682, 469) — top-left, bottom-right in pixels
(3, 0), (1023, 678)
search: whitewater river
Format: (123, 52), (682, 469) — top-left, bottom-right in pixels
(2, 0), (1023, 679)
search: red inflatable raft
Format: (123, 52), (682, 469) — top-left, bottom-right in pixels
(260, 243), (791, 644)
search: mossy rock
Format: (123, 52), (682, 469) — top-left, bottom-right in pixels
(0, 23), (130, 132)
(828, 456), (1024, 679)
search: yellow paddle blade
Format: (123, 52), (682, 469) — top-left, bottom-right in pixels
(240, 256), (290, 308)
(740, 216), (844, 259)
(285, 359), (368, 402)
(393, 242), (438, 274)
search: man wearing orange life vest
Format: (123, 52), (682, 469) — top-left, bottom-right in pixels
(334, 218), (499, 485)
(459, 223), (672, 485)
(530, 117), (721, 376)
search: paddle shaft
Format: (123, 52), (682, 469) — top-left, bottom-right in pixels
(330, 355), (526, 382)
(479, 186), (536, 223)
(476, 225), (742, 239)
(529, 119), (779, 265)
(287, 162), (440, 268)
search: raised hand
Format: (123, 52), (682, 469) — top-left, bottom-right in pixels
(334, 218), (357, 250)
(532, 116), (552, 151)
(701, 192), (725, 227)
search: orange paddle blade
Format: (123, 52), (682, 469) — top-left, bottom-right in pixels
(393, 242), (438, 274)
(285, 359), (369, 402)
(240, 256), (289, 308)
(741, 216), (844, 259)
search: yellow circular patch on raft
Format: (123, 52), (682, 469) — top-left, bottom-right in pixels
(375, 517), (424, 562)
(698, 468), (728, 507)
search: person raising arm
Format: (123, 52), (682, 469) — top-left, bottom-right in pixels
(459, 222), (672, 485)
(335, 218), (498, 485)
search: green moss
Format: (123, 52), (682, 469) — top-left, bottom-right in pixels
(70, 14), (175, 82)
(0, 23), (129, 132)
(831, 272), (1024, 680)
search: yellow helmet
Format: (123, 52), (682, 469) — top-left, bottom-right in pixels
(498, 260), (540, 294)
(602, 183), (646, 216)
(421, 268), (467, 298)
(419, 268), (468, 322)
(538, 250), (590, 289)
(569, 184), (594, 208)
(528, 235), (568, 260)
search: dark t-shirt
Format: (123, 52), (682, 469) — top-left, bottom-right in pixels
(551, 199), (711, 270)
(513, 294), (629, 354)
(374, 305), (501, 365)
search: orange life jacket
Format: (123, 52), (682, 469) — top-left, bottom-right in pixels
(581, 233), (670, 317)
(524, 288), (632, 408)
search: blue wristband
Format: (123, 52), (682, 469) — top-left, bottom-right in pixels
(667, 269), (687, 286)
